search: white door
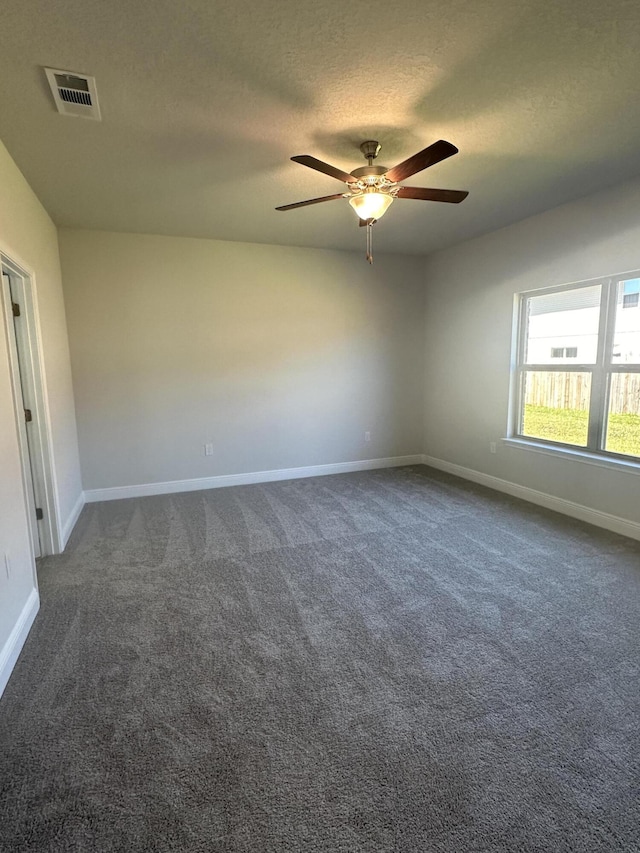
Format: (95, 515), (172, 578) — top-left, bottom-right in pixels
(2, 270), (42, 557)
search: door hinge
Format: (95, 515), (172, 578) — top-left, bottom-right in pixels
(24, 408), (33, 423)
(35, 507), (44, 521)
(12, 302), (20, 317)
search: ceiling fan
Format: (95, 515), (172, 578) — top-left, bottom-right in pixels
(276, 139), (469, 262)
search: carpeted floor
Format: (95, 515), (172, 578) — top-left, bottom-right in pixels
(1, 465), (639, 852)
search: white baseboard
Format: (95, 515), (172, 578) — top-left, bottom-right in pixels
(422, 455), (640, 542)
(59, 491), (86, 550)
(0, 587), (39, 699)
(84, 455), (425, 503)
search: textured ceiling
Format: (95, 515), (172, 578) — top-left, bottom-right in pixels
(2, 0), (640, 255)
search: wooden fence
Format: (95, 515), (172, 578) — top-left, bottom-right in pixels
(525, 371), (640, 414)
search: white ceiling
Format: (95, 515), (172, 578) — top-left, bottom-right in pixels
(2, 0), (640, 256)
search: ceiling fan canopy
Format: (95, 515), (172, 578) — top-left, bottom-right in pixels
(276, 139), (469, 223)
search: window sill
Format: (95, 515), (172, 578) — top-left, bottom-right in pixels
(502, 437), (640, 473)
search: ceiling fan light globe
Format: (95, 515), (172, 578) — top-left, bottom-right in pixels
(349, 191), (394, 221)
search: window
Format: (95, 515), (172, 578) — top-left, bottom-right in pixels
(551, 346), (577, 358)
(622, 279), (640, 309)
(513, 274), (640, 460)
(623, 293), (639, 309)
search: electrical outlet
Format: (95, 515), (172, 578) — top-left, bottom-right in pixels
(490, 441), (497, 454)
(364, 431), (371, 442)
(204, 443), (214, 456)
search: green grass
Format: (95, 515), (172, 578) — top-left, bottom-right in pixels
(523, 405), (589, 446)
(523, 405), (640, 457)
(606, 411), (640, 456)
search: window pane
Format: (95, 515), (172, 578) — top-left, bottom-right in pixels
(521, 371), (591, 446)
(604, 373), (640, 458)
(611, 279), (640, 364)
(524, 285), (601, 364)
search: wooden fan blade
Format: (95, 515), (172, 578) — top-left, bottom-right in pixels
(291, 155), (358, 184)
(275, 193), (344, 211)
(397, 186), (469, 203)
(385, 140), (458, 183)
(359, 217), (376, 227)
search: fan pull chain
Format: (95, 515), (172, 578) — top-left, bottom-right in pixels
(366, 221), (373, 264)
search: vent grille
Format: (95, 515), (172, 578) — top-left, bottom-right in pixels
(59, 88), (92, 106)
(44, 67), (101, 120)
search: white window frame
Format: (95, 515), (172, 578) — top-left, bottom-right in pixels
(511, 272), (640, 463)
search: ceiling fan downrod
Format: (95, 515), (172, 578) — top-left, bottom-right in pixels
(360, 140), (381, 166)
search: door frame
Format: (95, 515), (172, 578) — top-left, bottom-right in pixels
(1, 253), (60, 557)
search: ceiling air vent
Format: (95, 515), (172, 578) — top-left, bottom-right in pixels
(44, 67), (101, 120)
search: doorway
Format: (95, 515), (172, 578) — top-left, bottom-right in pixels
(1, 257), (59, 557)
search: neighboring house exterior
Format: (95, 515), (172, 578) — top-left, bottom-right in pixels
(527, 278), (640, 365)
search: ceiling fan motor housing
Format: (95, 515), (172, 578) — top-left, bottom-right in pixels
(350, 165), (388, 179)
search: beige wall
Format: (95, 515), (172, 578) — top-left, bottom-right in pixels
(0, 140), (81, 675)
(423, 176), (640, 525)
(59, 230), (425, 490)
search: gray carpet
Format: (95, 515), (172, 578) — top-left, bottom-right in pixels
(1, 465), (639, 852)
